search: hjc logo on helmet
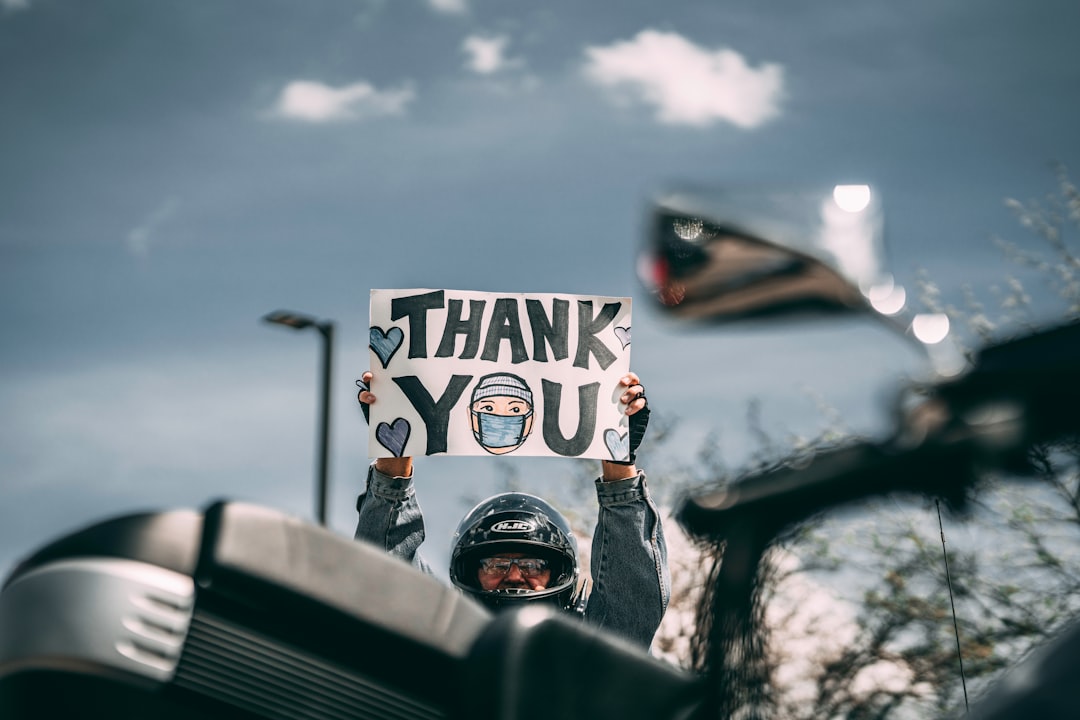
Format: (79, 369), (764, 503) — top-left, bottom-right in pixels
(491, 520), (535, 533)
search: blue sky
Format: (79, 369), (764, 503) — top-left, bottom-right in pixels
(2, 0), (1079, 576)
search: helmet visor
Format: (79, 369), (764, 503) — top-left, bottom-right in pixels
(457, 544), (572, 592)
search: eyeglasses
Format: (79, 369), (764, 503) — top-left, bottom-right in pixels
(478, 557), (549, 578)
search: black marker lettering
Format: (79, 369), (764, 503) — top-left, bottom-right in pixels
(393, 374), (472, 455)
(526, 298), (569, 363)
(435, 298), (485, 359)
(540, 379), (599, 457)
(573, 301), (620, 370)
(391, 290), (445, 359)
(481, 298), (529, 364)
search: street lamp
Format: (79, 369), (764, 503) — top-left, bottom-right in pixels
(262, 309), (335, 526)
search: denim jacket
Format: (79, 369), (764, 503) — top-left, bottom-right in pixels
(354, 463), (670, 649)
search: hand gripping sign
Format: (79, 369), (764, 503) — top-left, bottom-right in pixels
(366, 289), (634, 461)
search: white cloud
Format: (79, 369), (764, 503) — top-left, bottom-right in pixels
(462, 34), (518, 75)
(428, 0), (467, 15)
(127, 196), (181, 257)
(582, 29), (784, 129)
(273, 80), (415, 123)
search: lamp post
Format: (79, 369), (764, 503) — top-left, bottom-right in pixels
(262, 309), (335, 526)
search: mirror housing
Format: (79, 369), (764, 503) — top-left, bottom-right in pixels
(642, 185), (890, 319)
(639, 184), (963, 375)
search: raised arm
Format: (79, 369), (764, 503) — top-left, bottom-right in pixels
(354, 370), (428, 572)
(586, 372), (670, 648)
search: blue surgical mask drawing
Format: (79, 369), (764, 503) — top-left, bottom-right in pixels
(473, 410), (534, 449)
(469, 373), (535, 455)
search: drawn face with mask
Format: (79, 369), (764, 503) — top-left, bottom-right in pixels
(469, 373), (534, 455)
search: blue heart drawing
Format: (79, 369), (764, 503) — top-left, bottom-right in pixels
(604, 428), (629, 462)
(376, 418), (411, 457)
(370, 326), (404, 369)
(614, 325), (631, 350)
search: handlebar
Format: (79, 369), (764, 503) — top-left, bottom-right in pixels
(678, 320), (1080, 540)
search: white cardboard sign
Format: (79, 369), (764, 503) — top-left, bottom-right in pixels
(366, 288), (633, 460)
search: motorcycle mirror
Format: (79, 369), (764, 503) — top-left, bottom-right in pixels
(639, 184), (965, 375)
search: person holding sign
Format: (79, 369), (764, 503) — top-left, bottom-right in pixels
(364, 288), (639, 460)
(354, 370), (668, 649)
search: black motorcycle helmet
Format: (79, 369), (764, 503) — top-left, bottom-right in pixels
(450, 492), (583, 612)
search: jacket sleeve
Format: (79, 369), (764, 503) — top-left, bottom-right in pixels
(584, 470), (670, 649)
(354, 462), (432, 574)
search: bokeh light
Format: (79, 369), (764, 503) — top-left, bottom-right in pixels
(912, 313), (951, 344)
(832, 184), (872, 213)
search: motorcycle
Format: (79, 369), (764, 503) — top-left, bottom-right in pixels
(2, 184), (1077, 719)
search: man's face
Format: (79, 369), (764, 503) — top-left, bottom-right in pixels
(470, 395), (534, 455)
(476, 552), (552, 592)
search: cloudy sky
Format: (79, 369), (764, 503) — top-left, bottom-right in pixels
(2, 0), (1079, 576)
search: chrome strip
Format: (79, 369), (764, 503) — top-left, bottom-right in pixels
(0, 557), (194, 682)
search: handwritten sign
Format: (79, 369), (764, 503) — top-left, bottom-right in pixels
(367, 289), (633, 460)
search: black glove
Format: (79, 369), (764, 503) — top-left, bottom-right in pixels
(612, 397), (650, 465)
(356, 379), (370, 424)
